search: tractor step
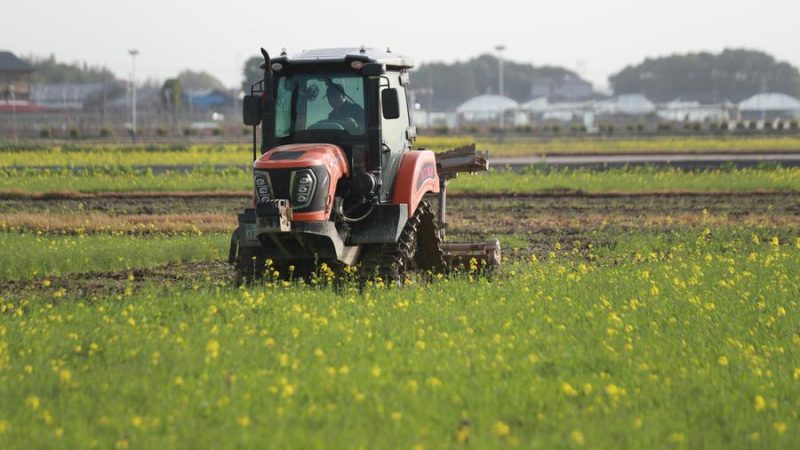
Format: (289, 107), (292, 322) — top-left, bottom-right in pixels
(441, 239), (501, 270)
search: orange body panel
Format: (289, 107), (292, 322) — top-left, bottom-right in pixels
(254, 143), (350, 172)
(391, 150), (440, 218)
(253, 144), (350, 222)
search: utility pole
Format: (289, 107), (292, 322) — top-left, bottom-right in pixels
(495, 44), (506, 142)
(9, 84), (17, 143)
(129, 49), (139, 143)
(102, 68), (107, 127)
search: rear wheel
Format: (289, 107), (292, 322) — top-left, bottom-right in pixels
(359, 201), (446, 284)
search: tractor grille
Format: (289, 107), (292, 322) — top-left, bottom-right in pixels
(254, 166), (329, 214)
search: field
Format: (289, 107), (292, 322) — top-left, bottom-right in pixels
(1, 143), (799, 449)
(1, 135), (800, 168)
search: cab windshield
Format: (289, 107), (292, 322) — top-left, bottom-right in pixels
(275, 72), (366, 139)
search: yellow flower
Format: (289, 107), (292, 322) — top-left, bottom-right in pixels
(371, 365), (382, 378)
(456, 425), (470, 443)
(130, 416), (144, 428)
(794, 368), (800, 380)
(561, 382), (579, 397)
(59, 369), (72, 384)
(605, 384), (625, 397)
(570, 430), (585, 446)
(0, 419), (9, 434)
(26, 395), (41, 411)
(717, 356), (729, 367)
(390, 411), (402, 422)
(206, 339), (220, 360)
(774, 422), (787, 434)
(669, 432), (685, 443)
(491, 421), (510, 438)
(426, 377), (442, 388)
(237, 416), (251, 427)
(754, 395), (766, 412)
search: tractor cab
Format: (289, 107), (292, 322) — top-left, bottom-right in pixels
(244, 47), (415, 205)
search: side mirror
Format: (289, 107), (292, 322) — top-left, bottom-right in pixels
(242, 95), (262, 126)
(381, 89), (400, 120)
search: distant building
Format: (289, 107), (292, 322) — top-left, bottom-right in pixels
(657, 100), (730, 123)
(530, 74), (593, 102)
(597, 94), (656, 115)
(184, 88), (235, 110)
(738, 93), (800, 120)
(0, 51), (33, 103)
(456, 94), (526, 126)
(31, 83), (108, 110)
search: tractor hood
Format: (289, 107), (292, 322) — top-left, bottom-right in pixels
(252, 144), (350, 222)
(254, 143), (350, 174)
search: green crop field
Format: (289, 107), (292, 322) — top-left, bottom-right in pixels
(1, 135), (799, 168)
(0, 233), (229, 282)
(1, 141), (799, 449)
(2, 166), (800, 195)
(0, 229), (798, 449)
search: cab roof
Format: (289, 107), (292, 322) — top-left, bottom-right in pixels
(272, 47), (414, 69)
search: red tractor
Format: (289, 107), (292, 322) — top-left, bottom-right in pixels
(230, 47), (500, 281)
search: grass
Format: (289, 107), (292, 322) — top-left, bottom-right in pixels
(2, 136), (800, 167)
(419, 135), (800, 156)
(0, 167), (249, 193)
(0, 213), (235, 235)
(2, 166), (800, 195)
(0, 229), (798, 449)
(0, 233), (229, 281)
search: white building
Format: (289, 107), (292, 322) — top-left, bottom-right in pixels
(657, 100), (730, 123)
(738, 93), (800, 120)
(456, 94), (526, 126)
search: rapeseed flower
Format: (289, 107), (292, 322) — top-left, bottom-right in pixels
(491, 421), (510, 437)
(570, 430), (585, 446)
(754, 395), (766, 412)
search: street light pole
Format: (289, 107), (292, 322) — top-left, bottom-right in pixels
(129, 49), (139, 143)
(9, 84), (17, 143)
(495, 45), (506, 142)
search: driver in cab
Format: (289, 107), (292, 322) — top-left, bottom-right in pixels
(326, 84), (364, 132)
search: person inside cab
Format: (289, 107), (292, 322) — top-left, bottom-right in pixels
(326, 84), (364, 133)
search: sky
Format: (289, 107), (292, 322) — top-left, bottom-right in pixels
(3, 0), (800, 92)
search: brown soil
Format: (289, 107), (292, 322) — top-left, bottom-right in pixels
(0, 261), (234, 302)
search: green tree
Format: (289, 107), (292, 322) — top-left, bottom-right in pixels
(609, 49), (800, 102)
(24, 54), (114, 84)
(160, 78), (183, 111)
(413, 54), (580, 110)
(241, 56), (264, 93)
(177, 70), (226, 91)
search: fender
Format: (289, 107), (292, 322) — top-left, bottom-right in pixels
(391, 150), (440, 218)
(253, 143), (350, 221)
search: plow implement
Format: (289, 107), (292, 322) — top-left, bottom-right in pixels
(433, 144), (501, 271)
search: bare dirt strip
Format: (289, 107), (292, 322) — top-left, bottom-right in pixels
(1, 261), (235, 302)
(1, 192), (798, 236)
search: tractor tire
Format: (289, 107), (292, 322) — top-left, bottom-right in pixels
(359, 200), (446, 285)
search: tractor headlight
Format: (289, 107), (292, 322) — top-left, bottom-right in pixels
(291, 169), (317, 209)
(254, 171), (273, 202)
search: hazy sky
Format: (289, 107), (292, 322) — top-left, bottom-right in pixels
(4, 0), (799, 91)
